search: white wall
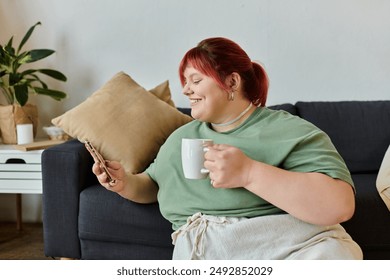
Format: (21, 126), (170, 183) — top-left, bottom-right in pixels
(0, 0), (389, 222)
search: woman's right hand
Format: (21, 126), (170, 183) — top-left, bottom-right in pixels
(92, 160), (158, 203)
(92, 160), (127, 193)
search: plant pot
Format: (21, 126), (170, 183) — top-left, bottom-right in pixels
(0, 104), (39, 144)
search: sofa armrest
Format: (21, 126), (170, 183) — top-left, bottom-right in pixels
(42, 139), (96, 259)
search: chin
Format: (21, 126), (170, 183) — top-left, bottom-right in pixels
(190, 111), (200, 120)
(190, 108), (204, 122)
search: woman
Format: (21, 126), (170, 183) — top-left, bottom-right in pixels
(91, 37), (362, 259)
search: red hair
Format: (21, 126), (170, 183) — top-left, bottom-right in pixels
(179, 37), (269, 106)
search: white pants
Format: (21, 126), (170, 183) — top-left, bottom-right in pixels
(172, 212), (363, 260)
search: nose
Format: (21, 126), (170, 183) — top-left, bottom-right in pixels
(182, 84), (194, 96)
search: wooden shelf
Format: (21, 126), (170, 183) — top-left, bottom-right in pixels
(12, 140), (65, 151)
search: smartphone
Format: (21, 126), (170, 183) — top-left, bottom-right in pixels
(84, 140), (115, 184)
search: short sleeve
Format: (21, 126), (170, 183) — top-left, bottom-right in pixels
(145, 159), (158, 185)
(282, 129), (355, 189)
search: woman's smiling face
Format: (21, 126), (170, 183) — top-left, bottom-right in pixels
(182, 65), (230, 123)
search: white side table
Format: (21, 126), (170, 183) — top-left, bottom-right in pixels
(0, 145), (43, 230)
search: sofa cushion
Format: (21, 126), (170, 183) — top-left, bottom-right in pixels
(79, 185), (174, 251)
(296, 101), (390, 173)
(342, 173), (390, 258)
(52, 72), (192, 173)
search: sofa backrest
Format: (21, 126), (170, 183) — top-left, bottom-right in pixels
(268, 103), (298, 115)
(296, 101), (390, 174)
(177, 107), (192, 116)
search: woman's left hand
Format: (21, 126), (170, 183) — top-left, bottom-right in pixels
(204, 144), (254, 188)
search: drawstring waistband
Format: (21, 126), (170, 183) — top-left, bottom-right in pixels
(171, 212), (229, 258)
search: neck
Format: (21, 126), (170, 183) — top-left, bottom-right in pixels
(211, 102), (253, 129)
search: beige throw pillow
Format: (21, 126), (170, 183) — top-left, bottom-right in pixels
(149, 80), (175, 107)
(52, 71), (192, 173)
(377, 145), (390, 211)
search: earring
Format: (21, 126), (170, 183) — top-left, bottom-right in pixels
(228, 90), (235, 101)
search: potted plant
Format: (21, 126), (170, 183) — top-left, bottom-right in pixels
(0, 22), (67, 144)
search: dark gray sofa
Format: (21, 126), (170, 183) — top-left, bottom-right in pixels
(42, 100), (390, 260)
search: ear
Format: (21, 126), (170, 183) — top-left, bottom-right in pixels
(227, 72), (241, 91)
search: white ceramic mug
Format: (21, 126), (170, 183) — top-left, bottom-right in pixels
(16, 124), (33, 145)
(181, 138), (213, 179)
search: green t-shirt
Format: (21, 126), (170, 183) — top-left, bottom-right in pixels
(146, 107), (354, 230)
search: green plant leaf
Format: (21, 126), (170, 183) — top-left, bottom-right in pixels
(26, 73), (48, 88)
(14, 84), (29, 106)
(15, 51), (31, 65)
(20, 69), (37, 76)
(9, 73), (21, 86)
(0, 45), (5, 63)
(0, 46), (11, 67)
(17, 22), (41, 54)
(33, 87), (67, 101)
(26, 49), (55, 63)
(38, 69), (67, 81)
(5, 37), (15, 55)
